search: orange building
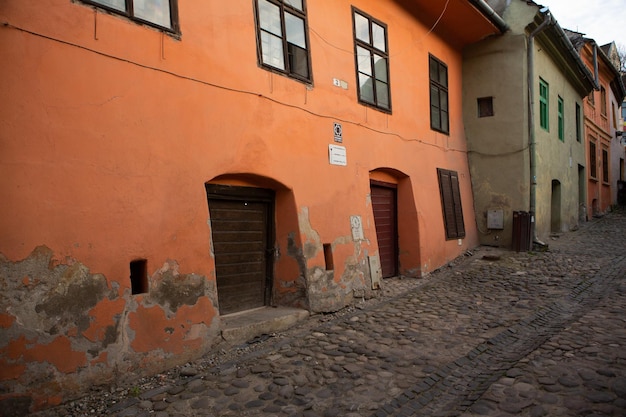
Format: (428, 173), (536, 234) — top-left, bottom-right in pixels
(568, 32), (626, 217)
(0, 0), (505, 411)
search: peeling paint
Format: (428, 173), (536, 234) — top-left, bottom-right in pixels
(0, 247), (220, 414)
(150, 260), (206, 313)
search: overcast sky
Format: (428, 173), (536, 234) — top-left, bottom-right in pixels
(539, 0), (626, 47)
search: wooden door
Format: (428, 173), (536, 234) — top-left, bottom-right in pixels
(206, 185), (274, 315)
(370, 183), (398, 278)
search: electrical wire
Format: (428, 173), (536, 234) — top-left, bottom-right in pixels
(3, 18), (466, 154)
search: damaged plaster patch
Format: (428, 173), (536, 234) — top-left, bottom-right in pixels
(298, 207), (321, 259)
(1, 246), (108, 334)
(150, 260), (207, 312)
(35, 264), (108, 332)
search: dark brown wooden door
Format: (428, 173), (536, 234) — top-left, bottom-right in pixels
(370, 183), (398, 278)
(206, 186), (274, 315)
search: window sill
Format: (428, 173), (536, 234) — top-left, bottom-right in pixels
(358, 100), (392, 115)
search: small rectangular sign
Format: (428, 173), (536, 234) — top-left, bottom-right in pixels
(329, 145), (347, 166)
(333, 122), (343, 143)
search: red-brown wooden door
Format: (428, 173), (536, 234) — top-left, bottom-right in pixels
(370, 182), (398, 278)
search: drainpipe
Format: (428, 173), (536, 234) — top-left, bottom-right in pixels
(528, 7), (552, 247)
(469, 0), (509, 33)
(592, 43), (599, 87)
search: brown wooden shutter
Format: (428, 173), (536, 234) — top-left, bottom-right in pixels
(437, 168), (465, 239)
(450, 171), (465, 238)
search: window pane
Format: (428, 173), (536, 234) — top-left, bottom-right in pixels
(372, 23), (386, 52)
(92, 0), (126, 11)
(133, 0), (171, 28)
(288, 43), (309, 78)
(431, 107), (440, 130)
(438, 65), (447, 87)
(357, 46), (372, 76)
(440, 92), (448, 111)
(430, 85), (440, 108)
(261, 32), (285, 69)
(284, 0), (303, 11)
(285, 13), (306, 48)
(429, 59), (438, 81)
(374, 55), (387, 82)
(355, 13), (370, 44)
(259, 0), (282, 36)
(376, 81), (389, 109)
(441, 111), (449, 132)
(359, 74), (374, 103)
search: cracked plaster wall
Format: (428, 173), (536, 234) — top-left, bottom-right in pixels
(296, 208), (376, 313)
(0, 246), (220, 414)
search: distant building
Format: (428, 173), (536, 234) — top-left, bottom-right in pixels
(463, 0), (596, 248)
(567, 35), (626, 214)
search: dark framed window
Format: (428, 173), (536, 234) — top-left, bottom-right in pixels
(602, 148), (609, 183)
(590, 140), (597, 179)
(437, 168), (465, 240)
(539, 78), (549, 131)
(477, 97), (494, 118)
(353, 8), (390, 111)
(255, 0), (311, 82)
(83, 0), (179, 32)
(430, 55), (449, 134)
(575, 103), (581, 142)
(557, 96), (564, 141)
(600, 86), (607, 116)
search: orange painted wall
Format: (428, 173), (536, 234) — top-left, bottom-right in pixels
(0, 0), (500, 410)
(580, 42), (614, 216)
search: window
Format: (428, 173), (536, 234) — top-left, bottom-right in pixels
(430, 56), (449, 134)
(437, 168), (465, 240)
(477, 97), (494, 118)
(539, 78), (549, 131)
(588, 90), (595, 106)
(84, 0), (179, 32)
(600, 86), (607, 116)
(612, 102), (617, 129)
(557, 96), (564, 141)
(256, 0), (311, 82)
(590, 141), (597, 179)
(602, 148), (609, 183)
(353, 8), (390, 111)
(575, 103), (581, 142)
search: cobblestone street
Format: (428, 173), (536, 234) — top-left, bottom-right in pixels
(37, 210), (626, 417)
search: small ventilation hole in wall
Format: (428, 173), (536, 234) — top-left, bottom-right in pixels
(323, 243), (334, 271)
(130, 259), (148, 294)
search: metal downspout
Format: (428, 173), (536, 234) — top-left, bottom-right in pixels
(528, 8), (552, 246)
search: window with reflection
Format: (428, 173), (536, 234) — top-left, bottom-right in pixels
(256, 0), (311, 82)
(429, 55), (449, 134)
(352, 8), (390, 111)
(84, 0), (178, 32)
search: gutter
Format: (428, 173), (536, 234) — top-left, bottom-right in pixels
(469, 0), (509, 33)
(527, 7), (553, 247)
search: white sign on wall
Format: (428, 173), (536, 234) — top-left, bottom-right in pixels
(329, 144), (347, 166)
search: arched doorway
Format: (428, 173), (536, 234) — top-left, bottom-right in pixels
(370, 180), (398, 278)
(369, 168), (421, 278)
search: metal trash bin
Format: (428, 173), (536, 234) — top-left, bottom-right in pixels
(512, 211), (532, 252)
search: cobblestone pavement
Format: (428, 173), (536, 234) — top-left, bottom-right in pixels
(36, 210), (626, 417)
